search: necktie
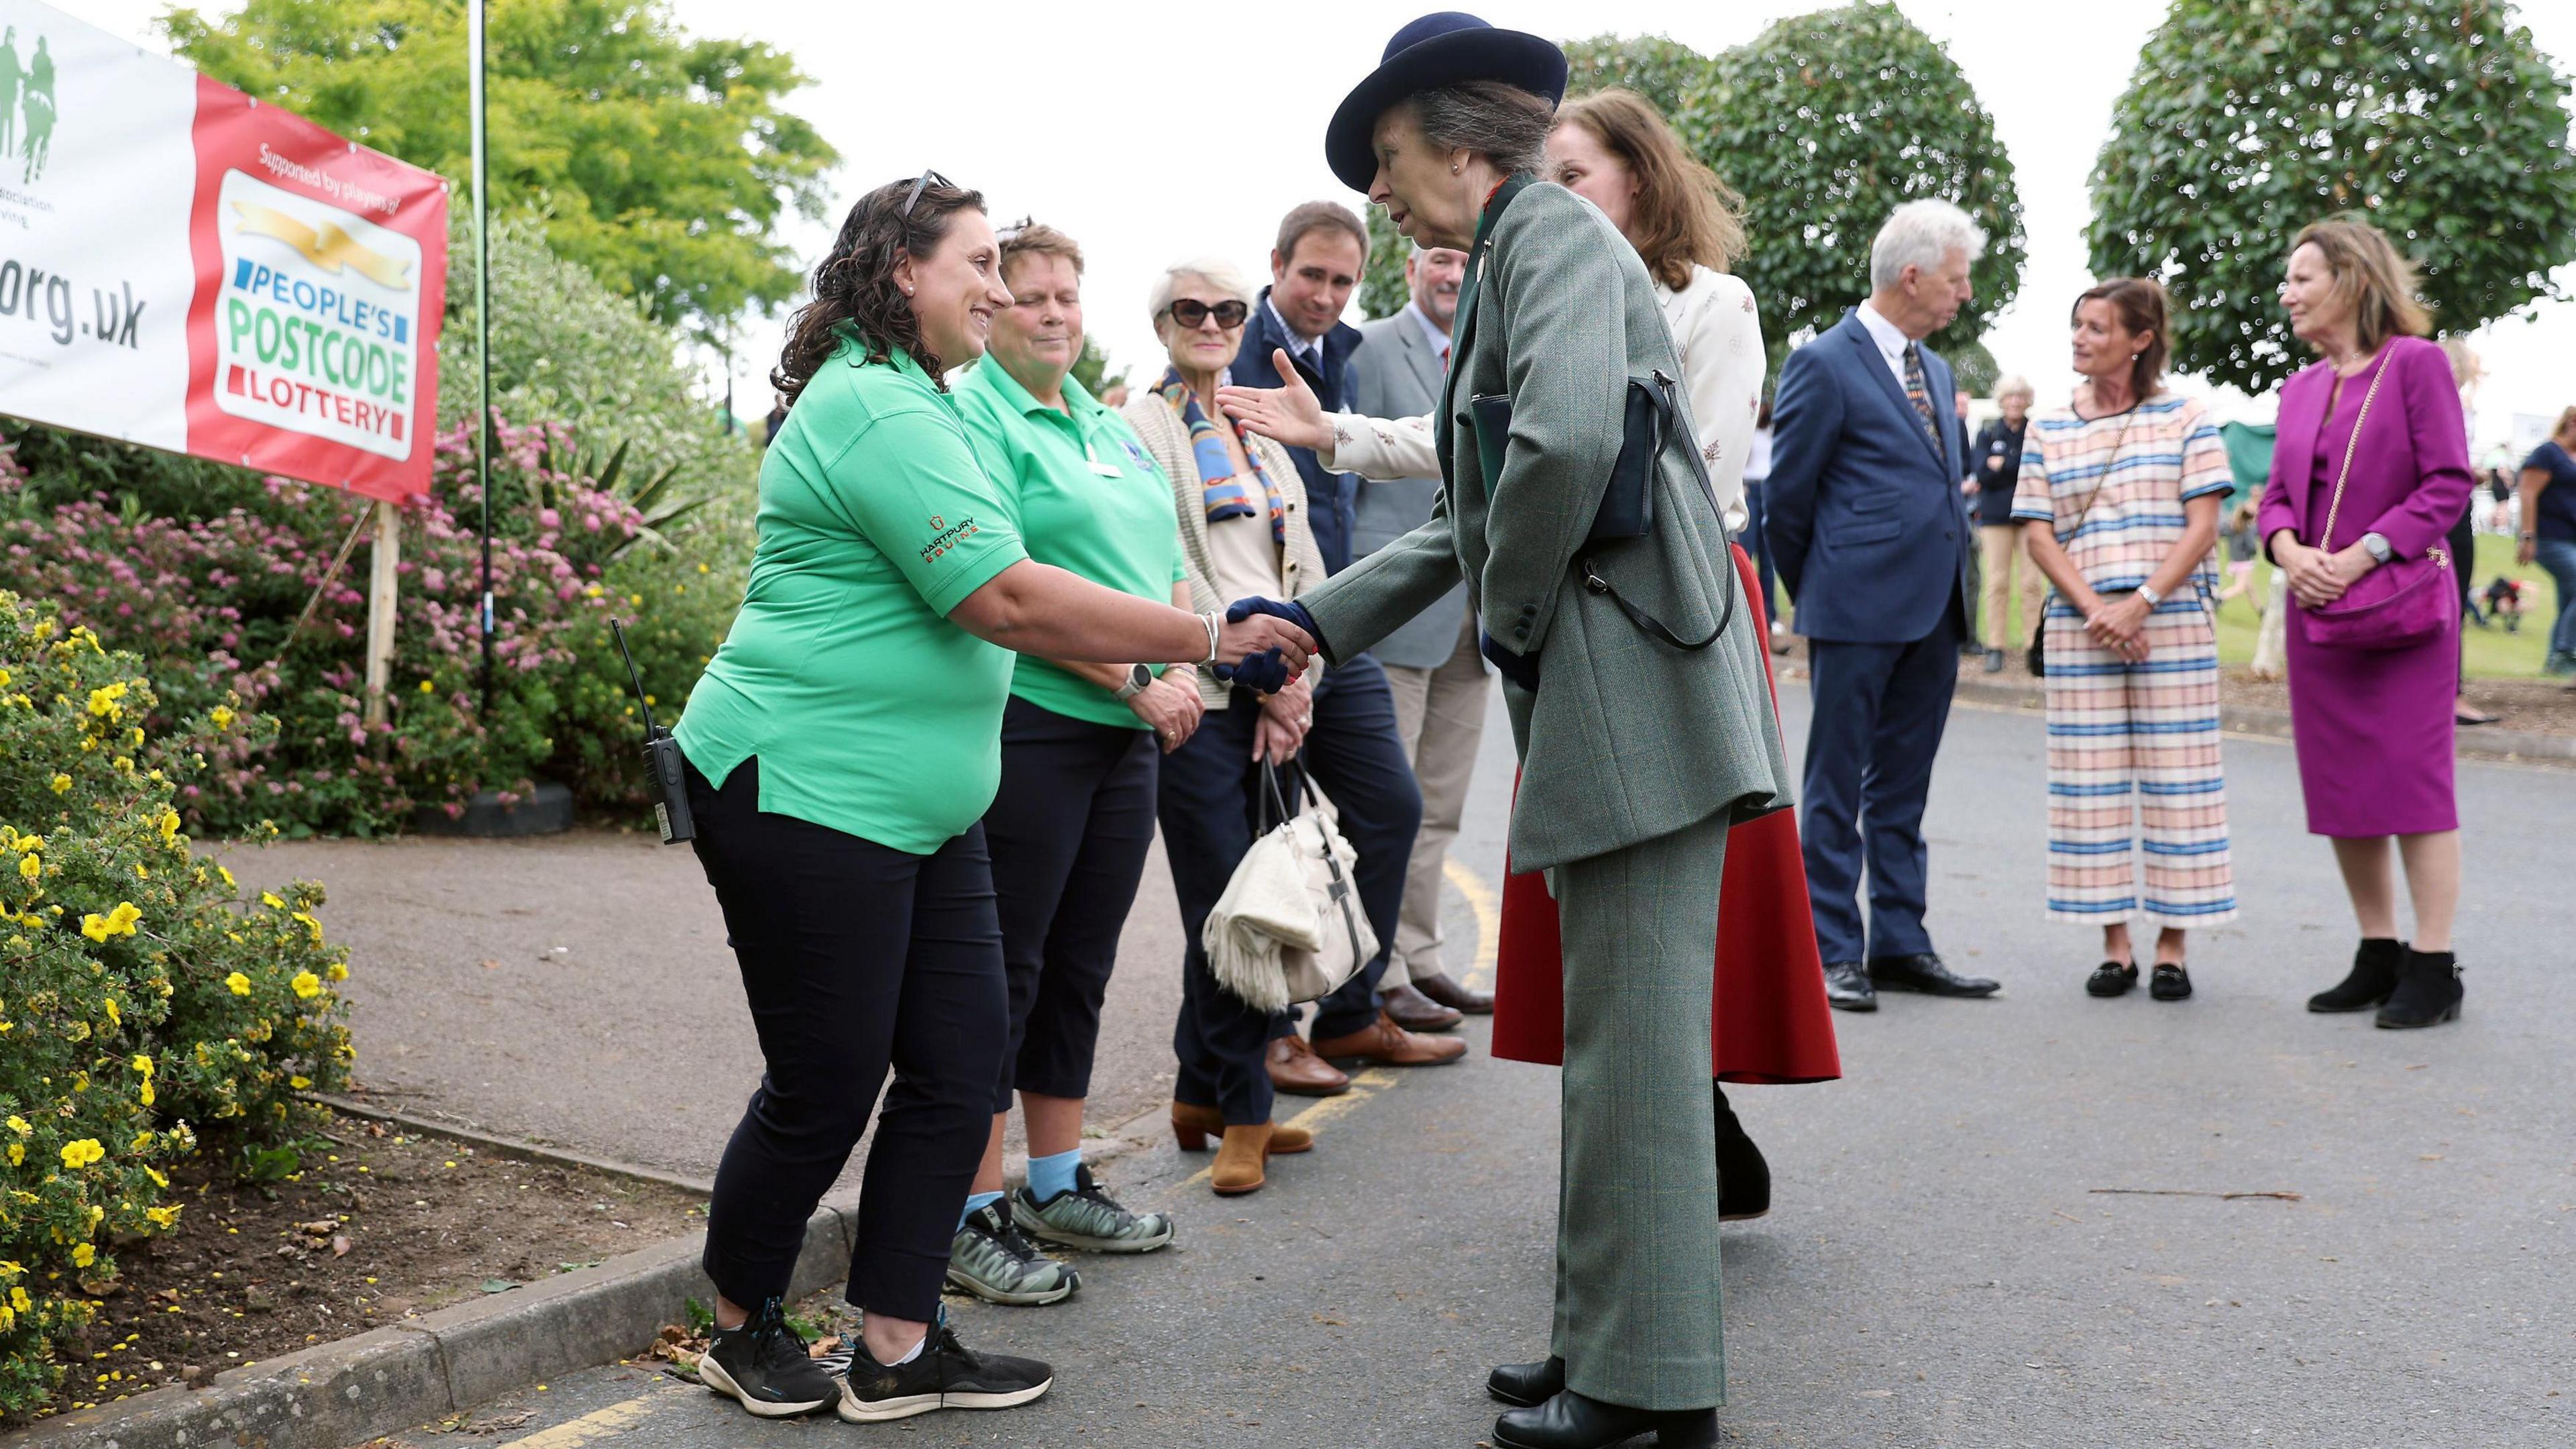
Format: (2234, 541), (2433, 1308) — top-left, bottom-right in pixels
(1901, 342), (1940, 445)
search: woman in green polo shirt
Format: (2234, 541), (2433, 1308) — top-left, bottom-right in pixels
(944, 221), (1195, 1305)
(674, 174), (1311, 1428)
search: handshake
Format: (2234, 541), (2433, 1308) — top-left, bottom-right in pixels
(1217, 597), (1326, 694)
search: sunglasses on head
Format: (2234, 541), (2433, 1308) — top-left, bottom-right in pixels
(1165, 299), (1250, 329)
(900, 168), (954, 219)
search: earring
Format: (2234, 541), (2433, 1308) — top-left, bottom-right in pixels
(1451, 162), (1460, 174)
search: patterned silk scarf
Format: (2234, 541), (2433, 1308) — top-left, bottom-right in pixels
(1155, 366), (1284, 543)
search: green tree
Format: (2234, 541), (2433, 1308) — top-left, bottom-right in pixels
(2088, 0), (2576, 395)
(1360, 208), (1413, 321)
(1561, 32), (1711, 115)
(1071, 336), (1126, 398)
(164, 0), (839, 333)
(1678, 3), (2026, 368)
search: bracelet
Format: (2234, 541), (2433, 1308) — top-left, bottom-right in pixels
(1199, 610), (1221, 667)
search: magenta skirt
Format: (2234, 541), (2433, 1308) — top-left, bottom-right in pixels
(2284, 600), (2459, 837)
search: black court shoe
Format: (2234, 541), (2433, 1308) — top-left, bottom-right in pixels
(2149, 963), (2192, 1001)
(2308, 938), (2402, 1012)
(698, 1297), (837, 1417)
(2086, 960), (2138, 998)
(1488, 1354), (1565, 1408)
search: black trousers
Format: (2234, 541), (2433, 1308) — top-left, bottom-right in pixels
(1158, 665), (1422, 1126)
(685, 757), (1004, 1322)
(982, 697), (1159, 1110)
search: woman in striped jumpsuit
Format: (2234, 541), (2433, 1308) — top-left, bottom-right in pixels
(2017, 278), (2237, 1000)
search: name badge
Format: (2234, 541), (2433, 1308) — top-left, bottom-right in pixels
(1087, 460), (1124, 477)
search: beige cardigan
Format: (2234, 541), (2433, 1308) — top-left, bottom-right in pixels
(1123, 391), (1330, 709)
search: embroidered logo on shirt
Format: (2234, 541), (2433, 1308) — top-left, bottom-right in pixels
(920, 515), (981, 564)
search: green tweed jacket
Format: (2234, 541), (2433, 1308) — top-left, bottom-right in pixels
(1299, 182), (1793, 873)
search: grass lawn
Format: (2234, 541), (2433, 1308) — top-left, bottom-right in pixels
(2208, 533), (2560, 678)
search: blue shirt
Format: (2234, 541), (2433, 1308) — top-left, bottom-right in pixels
(2524, 439), (2576, 543)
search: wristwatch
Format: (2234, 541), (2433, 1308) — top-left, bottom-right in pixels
(1112, 663), (1154, 701)
(2361, 531), (2393, 564)
(2135, 583), (2163, 608)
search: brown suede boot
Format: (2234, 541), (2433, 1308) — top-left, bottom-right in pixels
(1212, 1122), (1274, 1196)
(1171, 1102), (1311, 1155)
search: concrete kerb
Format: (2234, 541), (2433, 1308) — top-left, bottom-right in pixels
(7, 1195), (853, 1449)
(1945, 672), (2576, 765)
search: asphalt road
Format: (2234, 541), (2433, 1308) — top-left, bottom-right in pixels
(294, 678), (2572, 1448)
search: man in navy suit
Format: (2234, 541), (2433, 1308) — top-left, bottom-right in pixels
(1765, 201), (2003, 1012)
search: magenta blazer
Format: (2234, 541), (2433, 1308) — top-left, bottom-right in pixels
(2257, 335), (2473, 564)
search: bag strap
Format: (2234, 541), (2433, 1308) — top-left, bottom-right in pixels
(2316, 350), (2394, 553)
(1574, 370), (1739, 652)
(1266, 761), (1366, 967)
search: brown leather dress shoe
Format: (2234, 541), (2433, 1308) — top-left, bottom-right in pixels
(1311, 1010), (1469, 1067)
(1410, 970), (1495, 1014)
(1171, 1101), (1311, 1155)
(1212, 1122), (1273, 1195)
(1267, 1034), (1351, 1097)
(1382, 981), (1464, 1032)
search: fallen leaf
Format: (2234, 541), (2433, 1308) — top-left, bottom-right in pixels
(295, 1220), (339, 1236)
(480, 959), (502, 970)
(331, 1235), (352, 1258)
(480, 1279), (519, 1294)
(466, 1409), (534, 1435)
(808, 1334), (841, 1361)
(1311, 1313), (1346, 1326)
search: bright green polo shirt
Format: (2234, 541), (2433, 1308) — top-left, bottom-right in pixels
(675, 340), (1030, 854)
(954, 360), (1187, 729)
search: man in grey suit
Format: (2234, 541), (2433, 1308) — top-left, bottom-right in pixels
(1351, 244), (1495, 1024)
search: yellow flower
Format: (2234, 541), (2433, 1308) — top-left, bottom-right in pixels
(209, 705), (235, 731)
(46, 773), (69, 795)
(7, 1286), (28, 1311)
(288, 1075), (311, 1090)
(15, 855), (35, 881)
(290, 910), (324, 944)
(71, 1244), (95, 1269)
(158, 810), (182, 847)
(3, 1144), (19, 1165)
(127, 727), (144, 749)
(85, 682), (127, 718)
(4, 1116), (25, 1134)
(60, 1139), (105, 1169)
(260, 892), (284, 910)
(325, 962), (349, 982)
(143, 1167), (167, 1189)
(78, 902), (142, 943)
(144, 1205), (181, 1229)
(225, 971), (251, 996)
(419, 679), (435, 694)
(103, 996), (120, 1027)
(218, 865), (235, 888)
(0, 1305), (11, 1332)
(290, 971), (322, 1000)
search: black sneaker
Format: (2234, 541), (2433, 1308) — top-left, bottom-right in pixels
(838, 1315), (1053, 1422)
(697, 1297), (837, 1417)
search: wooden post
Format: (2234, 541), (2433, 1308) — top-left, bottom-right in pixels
(362, 499), (400, 727)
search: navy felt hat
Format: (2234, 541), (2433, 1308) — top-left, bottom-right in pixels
(1324, 12), (1569, 193)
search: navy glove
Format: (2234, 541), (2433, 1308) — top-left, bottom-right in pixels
(1220, 647), (1295, 695)
(1225, 596), (1328, 658)
(1480, 629), (1540, 692)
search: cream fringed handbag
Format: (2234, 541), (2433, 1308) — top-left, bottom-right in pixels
(1203, 765), (1377, 1012)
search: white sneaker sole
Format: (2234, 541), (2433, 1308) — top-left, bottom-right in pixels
(837, 1377), (1053, 1422)
(696, 1354), (834, 1417)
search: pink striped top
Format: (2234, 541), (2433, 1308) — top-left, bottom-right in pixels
(2012, 391), (2232, 597)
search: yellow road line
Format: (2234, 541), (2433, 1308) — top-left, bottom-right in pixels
(498, 1392), (667, 1448)
(1442, 857), (1501, 992)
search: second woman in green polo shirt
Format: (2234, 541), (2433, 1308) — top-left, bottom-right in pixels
(670, 176), (1312, 1428)
(946, 222), (1196, 1301)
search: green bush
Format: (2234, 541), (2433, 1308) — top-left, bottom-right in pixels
(0, 594), (352, 1418)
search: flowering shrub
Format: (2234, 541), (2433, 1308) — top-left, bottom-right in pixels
(0, 594), (352, 1417)
(0, 413), (743, 835)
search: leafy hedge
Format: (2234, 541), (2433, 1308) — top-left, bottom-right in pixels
(0, 595), (351, 1417)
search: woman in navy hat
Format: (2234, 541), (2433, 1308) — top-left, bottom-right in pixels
(1228, 13), (1796, 1449)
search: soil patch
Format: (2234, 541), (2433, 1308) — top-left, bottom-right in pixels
(50, 1110), (704, 1413)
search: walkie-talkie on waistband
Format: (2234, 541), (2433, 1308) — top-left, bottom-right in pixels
(610, 618), (695, 844)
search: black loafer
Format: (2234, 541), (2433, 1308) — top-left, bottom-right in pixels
(1495, 1389), (1716, 1449)
(2149, 963), (2192, 1001)
(1487, 1355), (1564, 1408)
(1869, 952), (2000, 998)
(1822, 961), (1876, 1012)
(2086, 960), (2138, 998)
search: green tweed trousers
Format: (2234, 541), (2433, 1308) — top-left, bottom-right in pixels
(1548, 810), (1729, 1411)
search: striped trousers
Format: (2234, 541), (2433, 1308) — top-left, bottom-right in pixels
(2041, 596), (2238, 926)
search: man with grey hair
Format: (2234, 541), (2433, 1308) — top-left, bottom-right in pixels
(1764, 198), (2002, 1013)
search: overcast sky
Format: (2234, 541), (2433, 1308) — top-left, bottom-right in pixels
(86, 0), (2576, 458)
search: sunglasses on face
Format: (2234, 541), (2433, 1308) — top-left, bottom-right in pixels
(1165, 299), (1249, 330)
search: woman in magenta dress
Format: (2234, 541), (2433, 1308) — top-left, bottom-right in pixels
(2258, 218), (2474, 1029)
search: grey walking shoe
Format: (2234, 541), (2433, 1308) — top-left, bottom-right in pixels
(1012, 1164), (1174, 1254)
(946, 1202), (1079, 1305)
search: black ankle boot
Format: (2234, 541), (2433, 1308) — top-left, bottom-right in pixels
(1714, 1081), (1770, 1222)
(2375, 949), (2462, 1028)
(2308, 938), (2403, 1012)
(1494, 1390), (1716, 1449)
(1487, 1354), (1565, 1407)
